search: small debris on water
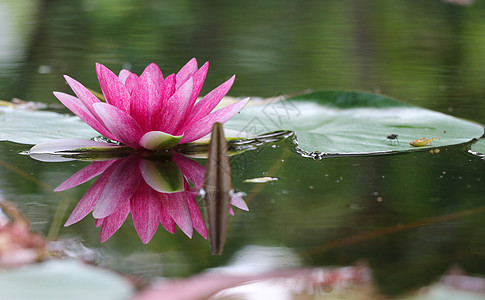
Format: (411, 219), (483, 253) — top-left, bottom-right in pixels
(244, 177), (279, 183)
(410, 137), (440, 147)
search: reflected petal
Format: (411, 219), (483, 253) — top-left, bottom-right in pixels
(140, 158), (184, 193)
(160, 192), (193, 238)
(64, 159), (123, 226)
(55, 160), (116, 191)
(100, 201), (131, 243)
(230, 192), (249, 211)
(93, 156), (142, 218)
(186, 181), (207, 239)
(131, 182), (162, 244)
(160, 201), (176, 234)
(172, 152), (206, 189)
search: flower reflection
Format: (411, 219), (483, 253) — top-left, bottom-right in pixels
(56, 152), (247, 244)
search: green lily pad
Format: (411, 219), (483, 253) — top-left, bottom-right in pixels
(225, 91), (484, 155)
(0, 106), (97, 144)
(0, 260), (133, 300)
(1, 91), (483, 156)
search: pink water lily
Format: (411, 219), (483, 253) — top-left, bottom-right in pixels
(53, 58), (249, 150)
(56, 152), (248, 244)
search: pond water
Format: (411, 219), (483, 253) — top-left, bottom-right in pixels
(1, 0), (485, 298)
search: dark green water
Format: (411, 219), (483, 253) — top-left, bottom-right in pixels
(1, 0), (485, 297)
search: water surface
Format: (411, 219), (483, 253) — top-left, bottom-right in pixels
(1, 0), (485, 297)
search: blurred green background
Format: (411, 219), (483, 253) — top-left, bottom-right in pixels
(1, 0), (485, 123)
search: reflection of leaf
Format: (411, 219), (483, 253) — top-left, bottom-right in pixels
(0, 260), (133, 300)
(469, 138), (485, 159)
(225, 91), (485, 154)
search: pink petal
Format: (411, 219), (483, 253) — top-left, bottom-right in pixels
(93, 102), (144, 149)
(160, 202), (176, 234)
(130, 181), (162, 244)
(186, 181), (207, 239)
(179, 75), (235, 133)
(176, 58), (198, 89)
(159, 73), (176, 104)
(230, 192), (249, 211)
(93, 156), (142, 218)
(96, 63), (131, 113)
(55, 160), (116, 192)
(172, 152), (206, 189)
(189, 62), (208, 101)
(180, 97), (249, 143)
(63, 75), (102, 115)
(130, 63), (164, 131)
(53, 92), (115, 140)
(64, 159), (123, 226)
(159, 192), (193, 238)
(125, 73), (139, 95)
(157, 78), (194, 134)
(180, 62), (209, 125)
(118, 69), (132, 84)
(99, 201), (131, 243)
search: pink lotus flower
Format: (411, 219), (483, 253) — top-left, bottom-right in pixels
(56, 152), (248, 244)
(53, 58), (249, 150)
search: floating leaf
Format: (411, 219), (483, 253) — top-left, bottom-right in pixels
(2, 91), (483, 157)
(225, 91), (484, 155)
(0, 107), (97, 145)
